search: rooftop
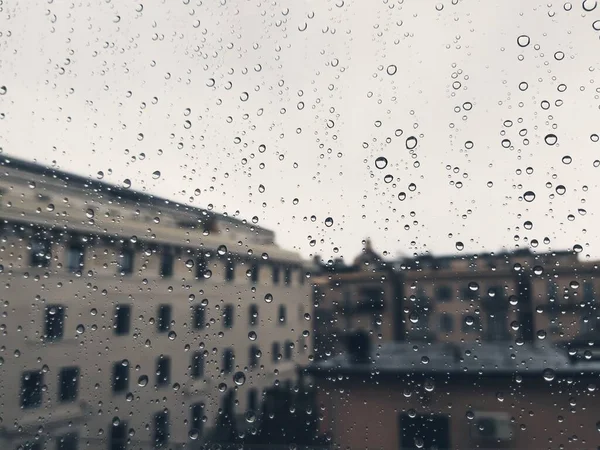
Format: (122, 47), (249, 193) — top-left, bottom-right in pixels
(305, 341), (600, 378)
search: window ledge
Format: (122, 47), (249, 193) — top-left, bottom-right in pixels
(17, 401), (88, 432)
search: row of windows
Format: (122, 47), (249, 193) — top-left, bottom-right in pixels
(29, 239), (305, 285)
(22, 340), (301, 409)
(20, 432), (78, 450)
(43, 303), (294, 341)
(20, 367), (79, 408)
(17, 409), (201, 450)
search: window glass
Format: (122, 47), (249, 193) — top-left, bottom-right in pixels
(157, 304), (171, 333)
(156, 356), (171, 387)
(20, 370), (43, 409)
(112, 361), (129, 393)
(58, 366), (79, 403)
(44, 305), (65, 341)
(5, 3), (600, 450)
(114, 305), (131, 335)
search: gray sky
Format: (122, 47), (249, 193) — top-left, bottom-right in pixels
(2, 0), (600, 262)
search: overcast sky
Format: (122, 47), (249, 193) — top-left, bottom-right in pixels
(2, 0), (600, 262)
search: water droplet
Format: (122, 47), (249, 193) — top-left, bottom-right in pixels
(217, 245), (227, 256)
(248, 331), (257, 341)
(468, 281), (479, 292)
(233, 371), (246, 386)
(387, 65), (397, 75)
(152, 171), (161, 180)
(406, 136), (418, 150)
(562, 155), (572, 164)
(137, 375), (148, 387)
(218, 382), (228, 392)
(324, 217), (334, 227)
(537, 329), (547, 340)
(455, 241), (464, 251)
(533, 266), (544, 275)
(264, 293), (273, 303)
(123, 179), (132, 189)
(168, 331), (177, 340)
(543, 368), (556, 381)
(189, 429), (199, 440)
(76, 324), (85, 334)
(582, 0), (597, 12)
(517, 35), (530, 47)
(556, 185), (566, 195)
(523, 191), (536, 202)
(185, 259), (194, 269)
(545, 134), (558, 145)
(86, 209), (95, 219)
(375, 157), (388, 169)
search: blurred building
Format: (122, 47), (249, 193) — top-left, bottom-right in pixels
(306, 336), (600, 450)
(312, 241), (403, 360)
(313, 243), (600, 358)
(0, 156), (312, 450)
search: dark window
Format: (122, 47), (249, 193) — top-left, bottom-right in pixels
(112, 361), (129, 393)
(272, 266), (280, 284)
(298, 268), (305, 285)
(191, 403), (204, 438)
(440, 314), (454, 332)
(30, 239), (51, 268)
(249, 304), (258, 326)
(271, 342), (280, 363)
(44, 305), (65, 341)
(284, 266), (291, 285)
(249, 345), (259, 368)
(463, 286), (477, 300)
(156, 356), (171, 387)
(584, 283), (595, 303)
(66, 243), (85, 272)
(225, 259), (235, 282)
(278, 305), (286, 324)
(58, 366), (79, 403)
(548, 280), (557, 299)
(192, 305), (205, 330)
(157, 304), (171, 333)
(20, 440), (43, 450)
(250, 263), (259, 283)
(486, 312), (508, 341)
(191, 352), (204, 379)
(20, 370), (43, 409)
(196, 255), (207, 279)
(118, 248), (134, 275)
(56, 433), (78, 450)
(160, 250), (173, 277)
(110, 419), (128, 450)
(153, 410), (169, 448)
(436, 285), (453, 302)
(223, 304), (234, 328)
(223, 348), (234, 374)
(284, 341), (293, 360)
(114, 305), (131, 335)
(248, 389), (258, 412)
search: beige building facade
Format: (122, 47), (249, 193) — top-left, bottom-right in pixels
(0, 157), (312, 450)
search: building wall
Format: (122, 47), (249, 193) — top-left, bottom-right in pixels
(0, 164), (312, 449)
(316, 374), (600, 450)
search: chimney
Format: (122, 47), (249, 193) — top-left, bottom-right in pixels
(346, 330), (371, 364)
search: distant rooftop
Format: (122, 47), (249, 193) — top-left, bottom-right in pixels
(305, 341), (600, 377)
